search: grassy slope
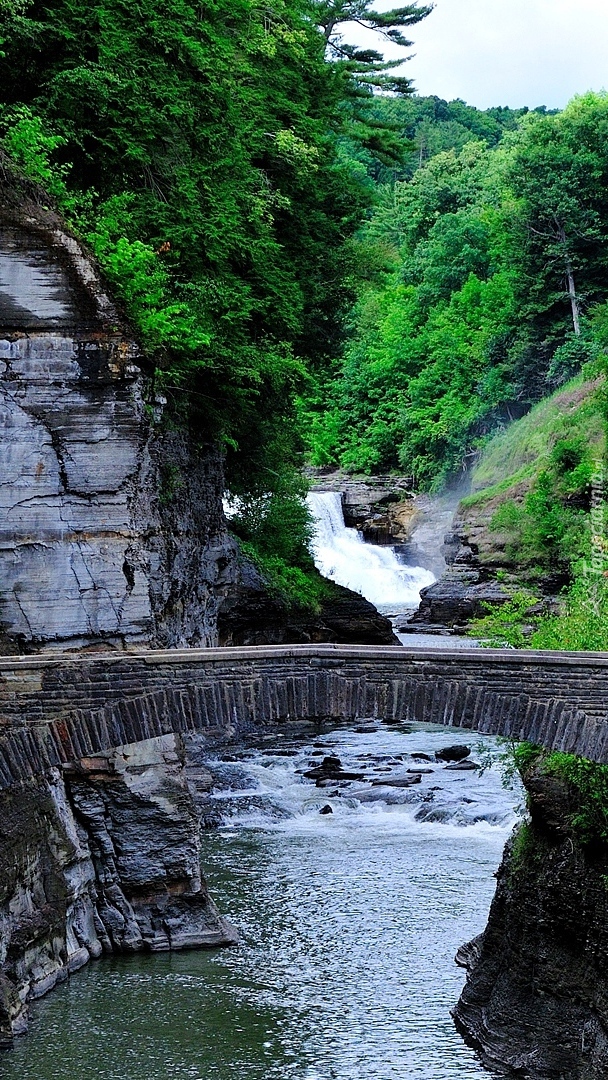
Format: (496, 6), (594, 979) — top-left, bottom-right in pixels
(463, 375), (604, 507)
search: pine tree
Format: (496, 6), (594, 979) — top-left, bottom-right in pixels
(312, 2), (433, 163)
(316, 2), (433, 92)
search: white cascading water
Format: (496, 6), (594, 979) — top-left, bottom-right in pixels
(306, 490), (435, 607)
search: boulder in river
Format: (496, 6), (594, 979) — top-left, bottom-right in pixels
(371, 774), (422, 788)
(218, 560), (399, 646)
(436, 745), (471, 762)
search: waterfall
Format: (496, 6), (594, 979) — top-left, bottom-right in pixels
(306, 491), (435, 608)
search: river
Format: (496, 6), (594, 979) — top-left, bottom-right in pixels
(3, 724), (521, 1080)
(2, 492), (516, 1078)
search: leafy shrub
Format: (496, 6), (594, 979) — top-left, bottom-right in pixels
(470, 591), (540, 648)
(543, 752), (608, 846)
(531, 572), (608, 651)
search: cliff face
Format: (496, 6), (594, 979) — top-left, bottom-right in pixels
(0, 734), (237, 1049)
(0, 206), (239, 652)
(454, 767), (608, 1078)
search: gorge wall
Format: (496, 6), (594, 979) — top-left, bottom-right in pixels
(0, 200), (240, 653)
(454, 761), (608, 1079)
(0, 199), (395, 654)
(0, 732), (237, 1049)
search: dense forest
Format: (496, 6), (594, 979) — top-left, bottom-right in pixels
(0, 0), (432, 590)
(0, 0), (606, 639)
(304, 91), (608, 489)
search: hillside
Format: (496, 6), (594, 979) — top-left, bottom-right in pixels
(413, 374), (607, 643)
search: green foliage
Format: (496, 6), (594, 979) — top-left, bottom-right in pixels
(0, 105), (69, 199)
(491, 482), (585, 574)
(0, 0), (375, 516)
(531, 573), (608, 652)
(240, 544), (331, 612)
(501, 741), (608, 850)
(305, 93), (608, 488)
(468, 373), (605, 495)
(505, 821), (542, 879)
(508, 740), (544, 779)
(543, 752), (608, 846)
(228, 475), (314, 569)
(318, 2), (433, 98)
(470, 591), (540, 649)
(228, 471), (331, 610)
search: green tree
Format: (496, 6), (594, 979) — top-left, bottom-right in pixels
(504, 93), (608, 340)
(317, 1), (433, 92)
(314, 1), (433, 164)
(0, 0), (370, 505)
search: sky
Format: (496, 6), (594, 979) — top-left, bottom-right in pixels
(345, 0), (608, 110)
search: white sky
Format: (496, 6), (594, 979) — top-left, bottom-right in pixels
(345, 0), (608, 109)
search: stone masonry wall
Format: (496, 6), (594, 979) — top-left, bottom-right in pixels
(0, 646), (608, 794)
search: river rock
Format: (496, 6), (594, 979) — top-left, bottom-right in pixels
(371, 774), (422, 788)
(436, 745), (472, 762)
(319, 805), (333, 815)
(304, 756), (366, 783)
(444, 760), (480, 771)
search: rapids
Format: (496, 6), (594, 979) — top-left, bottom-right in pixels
(3, 723), (522, 1080)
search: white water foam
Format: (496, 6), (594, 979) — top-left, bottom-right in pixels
(306, 490), (435, 607)
(209, 727), (522, 840)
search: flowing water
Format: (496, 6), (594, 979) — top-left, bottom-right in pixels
(306, 489), (477, 649)
(4, 723), (521, 1080)
(306, 491), (436, 609)
(2, 491), (501, 1077)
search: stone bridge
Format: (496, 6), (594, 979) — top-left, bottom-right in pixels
(2, 644), (608, 788)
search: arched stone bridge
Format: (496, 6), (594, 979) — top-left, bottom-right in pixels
(1, 644), (608, 788)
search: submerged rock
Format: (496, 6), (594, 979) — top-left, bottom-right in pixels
(444, 760), (480, 771)
(371, 774), (422, 788)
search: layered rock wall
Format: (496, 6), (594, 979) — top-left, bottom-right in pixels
(0, 211), (238, 652)
(0, 733), (236, 1049)
(454, 765), (608, 1078)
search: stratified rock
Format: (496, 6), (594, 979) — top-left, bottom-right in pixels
(409, 493), (565, 631)
(454, 763), (608, 1078)
(218, 559), (399, 646)
(411, 573), (512, 629)
(0, 193), (238, 653)
(0, 734), (236, 1048)
(307, 471), (416, 542)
